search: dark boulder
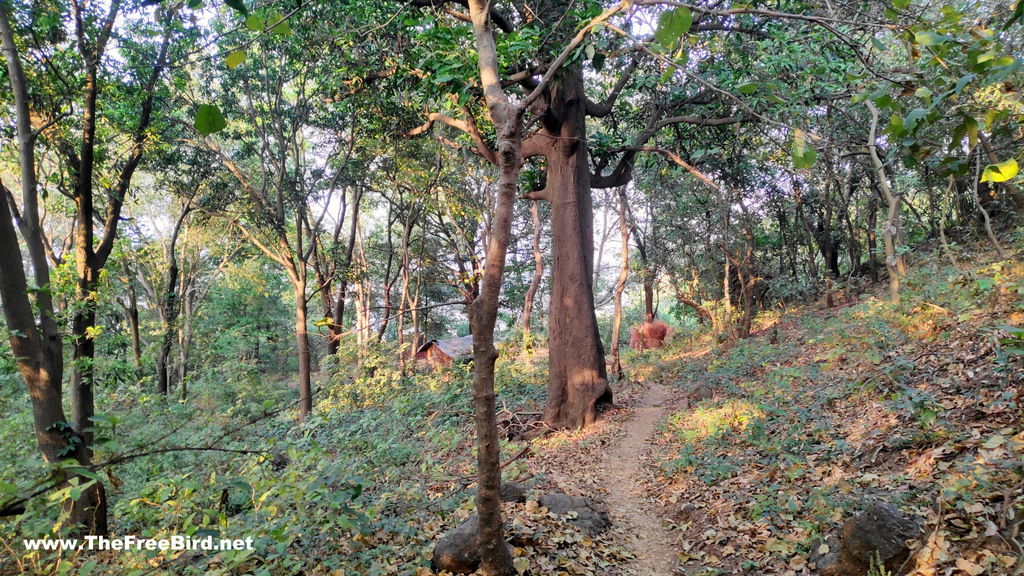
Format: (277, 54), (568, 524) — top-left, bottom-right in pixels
(834, 502), (920, 576)
(432, 514), (481, 574)
(500, 481), (527, 503)
(539, 493), (610, 534)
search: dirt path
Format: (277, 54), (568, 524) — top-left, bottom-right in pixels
(599, 383), (679, 574)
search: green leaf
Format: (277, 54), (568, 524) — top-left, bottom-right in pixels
(224, 0), (247, 17)
(981, 159), (1018, 183)
(892, 0), (911, 8)
(245, 15), (265, 31)
(871, 37), (887, 51)
(954, 74), (975, 94)
(592, 52), (605, 71)
(738, 82), (757, 94)
(194, 104), (227, 136)
(915, 31), (949, 46)
(654, 7), (693, 51)
(267, 13), (292, 36)
(791, 129), (817, 169)
(965, 117), (978, 147)
(187, 0), (204, 8)
(225, 50), (246, 69)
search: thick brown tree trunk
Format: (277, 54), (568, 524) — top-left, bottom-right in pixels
(537, 68), (612, 430)
(0, 6), (107, 534)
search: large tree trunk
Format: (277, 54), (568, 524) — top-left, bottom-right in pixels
(521, 200), (543, 335)
(538, 68), (612, 430)
(0, 7), (107, 534)
(70, 264), (99, 448)
(609, 187), (629, 378)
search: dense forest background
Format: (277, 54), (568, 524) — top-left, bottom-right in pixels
(1, 0), (1023, 574)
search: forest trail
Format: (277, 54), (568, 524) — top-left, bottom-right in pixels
(598, 383), (679, 574)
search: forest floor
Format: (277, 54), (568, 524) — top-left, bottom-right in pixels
(514, 240), (1024, 576)
(527, 382), (682, 574)
(3, 241), (1022, 576)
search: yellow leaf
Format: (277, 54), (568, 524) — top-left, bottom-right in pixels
(818, 544), (830, 555)
(955, 557), (984, 576)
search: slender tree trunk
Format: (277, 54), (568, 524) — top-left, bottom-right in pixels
(973, 148), (1007, 258)
(157, 206), (189, 396)
(521, 200), (543, 335)
(292, 274), (312, 421)
(179, 294), (194, 400)
(794, 183), (820, 291)
(329, 187), (363, 356)
(866, 101), (904, 304)
(722, 246), (734, 339)
(464, 4), (519, 573)
(124, 263), (143, 373)
(609, 186), (629, 378)
(939, 176), (960, 269)
(867, 195), (879, 283)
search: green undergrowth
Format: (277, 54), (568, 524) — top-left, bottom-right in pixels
(0, 340), (549, 576)
(637, 242), (1024, 575)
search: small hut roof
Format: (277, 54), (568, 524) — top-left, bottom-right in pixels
(416, 335), (475, 360)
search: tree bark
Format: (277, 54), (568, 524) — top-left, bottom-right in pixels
(122, 261), (143, 373)
(293, 277), (313, 421)
(867, 194), (879, 283)
(537, 67), (612, 430)
(157, 203), (190, 396)
(609, 186), (629, 378)
(521, 200), (543, 335)
(0, 3), (107, 534)
(866, 101), (905, 304)
(329, 187), (364, 355)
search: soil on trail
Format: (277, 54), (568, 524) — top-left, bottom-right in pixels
(599, 383), (679, 574)
(531, 382), (681, 574)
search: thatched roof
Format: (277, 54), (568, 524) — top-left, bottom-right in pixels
(416, 335), (474, 361)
